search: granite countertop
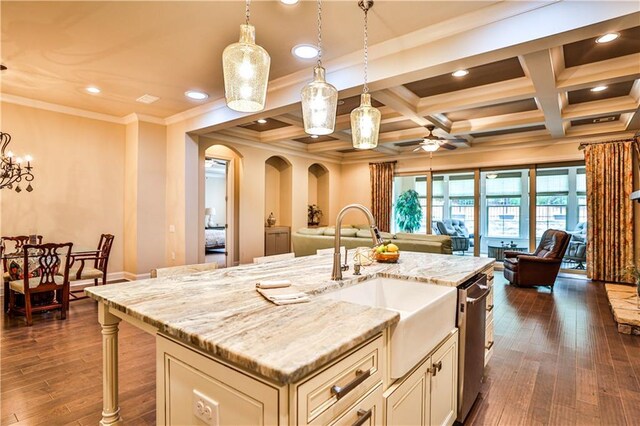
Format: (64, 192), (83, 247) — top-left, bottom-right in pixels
(86, 252), (493, 384)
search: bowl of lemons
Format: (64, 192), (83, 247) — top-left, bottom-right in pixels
(374, 241), (400, 263)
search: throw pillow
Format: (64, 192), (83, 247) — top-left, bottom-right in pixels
(8, 259), (41, 281)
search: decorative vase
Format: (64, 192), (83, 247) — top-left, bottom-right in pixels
(267, 212), (276, 227)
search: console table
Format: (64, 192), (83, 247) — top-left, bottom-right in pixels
(487, 245), (527, 261)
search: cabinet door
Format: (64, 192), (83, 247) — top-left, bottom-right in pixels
(386, 360), (429, 426)
(275, 232), (290, 254)
(429, 333), (458, 426)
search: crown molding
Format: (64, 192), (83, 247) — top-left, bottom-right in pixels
(1, 93), (168, 126)
(1, 93), (125, 124)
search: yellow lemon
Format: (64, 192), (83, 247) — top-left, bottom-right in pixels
(386, 243), (399, 253)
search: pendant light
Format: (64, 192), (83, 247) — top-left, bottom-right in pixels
(222, 0), (271, 112)
(300, 0), (338, 135)
(351, 0), (380, 150)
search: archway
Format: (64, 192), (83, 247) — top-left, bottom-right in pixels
(308, 163), (330, 226)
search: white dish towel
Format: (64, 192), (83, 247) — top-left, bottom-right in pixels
(256, 280), (310, 305)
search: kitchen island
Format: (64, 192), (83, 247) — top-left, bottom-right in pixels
(86, 251), (494, 425)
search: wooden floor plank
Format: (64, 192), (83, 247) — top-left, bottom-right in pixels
(2, 273), (639, 425)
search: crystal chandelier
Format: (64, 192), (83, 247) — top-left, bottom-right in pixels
(351, 0), (381, 150)
(300, 0), (338, 135)
(222, 0), (271, 112)
(1, 132), (34, 192)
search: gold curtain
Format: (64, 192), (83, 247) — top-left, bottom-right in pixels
(369, 162), (395, 232)
(584, 140), (635, 282)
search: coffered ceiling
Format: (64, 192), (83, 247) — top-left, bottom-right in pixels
(1, 1), (639, 162)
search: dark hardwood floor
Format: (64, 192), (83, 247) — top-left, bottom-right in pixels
(1, 274), (638, 425)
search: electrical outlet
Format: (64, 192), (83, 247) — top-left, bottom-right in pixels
(193, 389), (219, 426)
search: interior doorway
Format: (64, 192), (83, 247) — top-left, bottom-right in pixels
(205, 158), (228, 268)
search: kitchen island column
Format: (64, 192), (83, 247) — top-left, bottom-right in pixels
(98, 303), (122, 425)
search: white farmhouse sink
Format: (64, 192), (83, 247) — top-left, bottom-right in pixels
(323, 277), (457, 379)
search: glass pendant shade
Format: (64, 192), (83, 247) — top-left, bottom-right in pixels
(301, 66), (338, 135)
(350, 93), (381, 149)
(222, 24), (271, 112)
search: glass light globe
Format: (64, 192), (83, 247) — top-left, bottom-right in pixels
(301, 66), (338, 135)
(222, 24), (271, 112)
(350, 93), (381, 149)
(420, 140), (440, 152)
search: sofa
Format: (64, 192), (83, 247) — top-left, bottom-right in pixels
(433, 219), (471, 253)
(292, 225), (453, 257)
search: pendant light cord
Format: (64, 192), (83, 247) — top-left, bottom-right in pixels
(317, 0), (323, 67)
(245, 0), (250, 25)
(363, 1), (369, 93)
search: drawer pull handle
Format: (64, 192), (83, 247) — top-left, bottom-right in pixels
(331, 369), (371, 400)
(431, 360), (443, 376)
(352, 408), (373, 426)
(486, 340), (495, 350)
(487, 304), (494, 312)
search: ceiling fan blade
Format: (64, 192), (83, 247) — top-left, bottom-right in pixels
(413, 146), (423, 152)
(440, 142), (457, 150)
(446, 137), (468, 143)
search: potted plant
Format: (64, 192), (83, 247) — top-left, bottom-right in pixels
(395, 189), (423, 233)
(308, 204), (323, 227)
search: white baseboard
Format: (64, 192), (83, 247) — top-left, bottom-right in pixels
(69, 271), (126, 288)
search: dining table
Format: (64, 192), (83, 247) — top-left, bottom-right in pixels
(2, 245), (100, 312)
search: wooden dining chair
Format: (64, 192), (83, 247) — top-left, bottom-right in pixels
(2, 235), (44, 313)
(7, 242), (73, 326)
(66, 234), (114, 300)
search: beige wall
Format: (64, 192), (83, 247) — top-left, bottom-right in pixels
(0, 102), (126, 273)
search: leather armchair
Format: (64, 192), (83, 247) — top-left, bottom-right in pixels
(434, 219), (470, 253)
(503, 229), (570, 290)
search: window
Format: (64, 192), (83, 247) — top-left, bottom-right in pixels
(536, 169), (569, 237)
(485, 172), (524, 238)
(577, 169), (586, 223)
(392, 175), (427, 233)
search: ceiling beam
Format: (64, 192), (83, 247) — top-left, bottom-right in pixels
(562, 96), (639, 121)
(520, 49), (565, 138)
(450, 110), (546, 135)
(556, 53), (640, 92)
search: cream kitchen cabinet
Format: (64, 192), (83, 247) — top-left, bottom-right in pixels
(265, 226), (291, 256)
(384, 329), (458, 426)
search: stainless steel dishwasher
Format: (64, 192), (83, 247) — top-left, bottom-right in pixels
(456, 273), (489, 424)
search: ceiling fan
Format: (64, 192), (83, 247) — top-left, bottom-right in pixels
(412, 125), (466, 152)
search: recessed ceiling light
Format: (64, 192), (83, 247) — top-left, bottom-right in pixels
(310, 134), (319, 139)
(590, 85), (608, 92)
(292, 44), (319, 60)
(337, 100), (345, 105)
(452, 69), (469, 78)
(596, 33), (620, 44)
(280, 0), (299, 4)
(185, 90), (209, 100)
(85, 86), (101, 94)
(257, 119), (268, 124)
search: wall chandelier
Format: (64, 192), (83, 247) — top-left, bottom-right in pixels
(1, 132), (34, 192)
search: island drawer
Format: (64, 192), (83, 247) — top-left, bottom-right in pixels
(329, 383), (383, 426)
(485, 318), (495, 366)
(485, 285), (494, 320)
(296, 334), (384, 425)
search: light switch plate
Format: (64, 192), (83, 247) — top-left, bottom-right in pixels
(193, 389), (219, 426)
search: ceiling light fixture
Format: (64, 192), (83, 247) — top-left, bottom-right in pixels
(257, 118), (268, 124)
(590, 85), (608, 92)
(222, 0), (271, 112)
(452, 69), (469, 77)
(85, 86), (101, 94)
(185, 90), (209, 100)
(280, 0), (299, 4)
(596, 33), (620, 44)
(300, 0), (338, 136)
(292, 44), (320, 59)
(351, 0), (380, 150)
(310, 134), (319, 139)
